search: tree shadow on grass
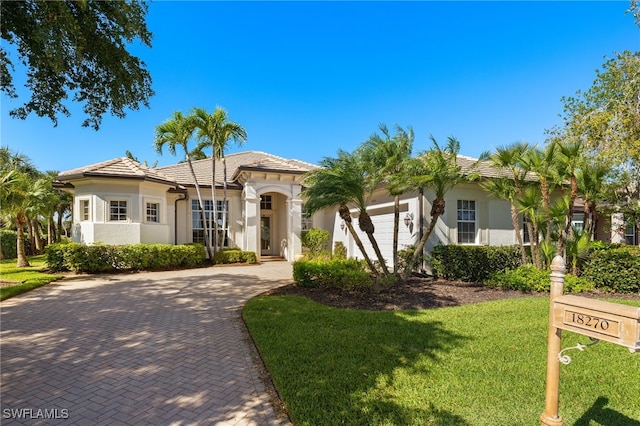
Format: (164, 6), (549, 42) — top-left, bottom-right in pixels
(244, 297), (472, 425)
(573, 397), (640, 426)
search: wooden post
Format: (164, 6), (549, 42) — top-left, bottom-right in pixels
(541, 255), (565, 426)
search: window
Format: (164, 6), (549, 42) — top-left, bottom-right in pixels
(260, 195), (272, 210)
(146, 202), (159, 223)
(571, 213), (584, 233)
(109, 200), (127, 221)
(80, 199), (90, 221)
(192, 200), (229, 247)
(457, 200), (476, 244)
(301, 204), (313, 231)
(522, 214), (530, 244)
(625, 221), (637, 246)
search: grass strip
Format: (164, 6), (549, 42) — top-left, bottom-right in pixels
(243, 296), (640, 425)
(1, 255), (63, 300)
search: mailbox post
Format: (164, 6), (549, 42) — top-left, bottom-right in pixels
(540, 255), (565, 426)
(540, 255), (640, 426)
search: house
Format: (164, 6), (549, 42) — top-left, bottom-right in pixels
(56, 151), (637, 266)
(55, 151), (317, 262)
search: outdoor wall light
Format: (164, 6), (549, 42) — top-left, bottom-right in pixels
(404, 213), (414, 227)
(340, 220), (346, 231)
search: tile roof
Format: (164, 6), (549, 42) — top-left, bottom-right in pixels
(57, 157), (178, 185)
(157, 151), (318, 187)
(457, 154), (538, 181)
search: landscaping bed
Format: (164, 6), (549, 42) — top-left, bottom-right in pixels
(265, 277), (639, 311)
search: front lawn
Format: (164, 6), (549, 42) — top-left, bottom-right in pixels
(243, 296), (640, 425)
(0, 255), (63, 300)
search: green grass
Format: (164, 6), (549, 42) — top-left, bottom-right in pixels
(0, 255), (63, 300)
(243, 296), (640, 425)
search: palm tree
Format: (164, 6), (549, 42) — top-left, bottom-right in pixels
(358, 124), (414, 274)
(154, 111), (213, 259)
(302, 150), (386, 277)
(402, 136), (473, 279)
(0, 147), (39, 267)
(576, 157), (609, 240)
(480, 142), (531, 264)
(554, 138), (584, 256)
(191, 107), (247, 255)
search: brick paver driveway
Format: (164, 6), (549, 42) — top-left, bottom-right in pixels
(1, 262), (292, 425)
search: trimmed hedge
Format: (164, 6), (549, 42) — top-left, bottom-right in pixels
(213, 248), (258, 265)
(293, 259), (371, 288)
(582, 246), (640, 293)
(0, 229), (19, 259)
(45, 243), (206, 273)
(485, 265), (595, 293)
(431, 245), (522, 282)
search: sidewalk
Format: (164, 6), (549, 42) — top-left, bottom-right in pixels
(1, 262), (293, 425)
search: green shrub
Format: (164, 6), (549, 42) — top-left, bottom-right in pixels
(485, 265), (595, 293)
(0, 229), (19, 259)
(582, 246), (640, 293)
(45, 242), (206, 273)
(301, 228), (330, 258)
(431, 245), (522, 282)
(293, 258), (371, 288)
(333, 241), (347, 260)
(213, 248), (258, 264)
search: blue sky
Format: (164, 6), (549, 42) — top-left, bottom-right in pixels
(1, 1), (638, 173)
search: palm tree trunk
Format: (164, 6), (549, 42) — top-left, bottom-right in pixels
(31, 217), (44, 254)
(16, 213), (30, 267)
(358, 210), (390, 276)
(511, 203), (528, 264)
(211, 154), (218, 259)
(222, 156), (228, 251)
(186, 157), (213, 260)
(403, 198), (446, 280)
(392, 195), (400, 275)
(558, 177), (578, 256)
(339, 205), (378, 277)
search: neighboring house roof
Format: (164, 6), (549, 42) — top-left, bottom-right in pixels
(157, 151), (318, 188)
(56, 157), (179, 186)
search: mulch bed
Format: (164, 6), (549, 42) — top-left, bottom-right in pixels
(265, 278), (640, 311)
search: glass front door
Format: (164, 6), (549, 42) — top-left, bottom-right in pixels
(260, 215), (272, 255)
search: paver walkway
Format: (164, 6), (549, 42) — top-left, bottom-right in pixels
(1, 262), (293, 425)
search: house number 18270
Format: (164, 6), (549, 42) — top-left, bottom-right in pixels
(569, 312), (609, 330)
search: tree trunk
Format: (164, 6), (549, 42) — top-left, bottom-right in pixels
(339, 205), (378, 277)
(511, 203), (528, 264)
(392, 195), (400, 275)
(358, 210), (390, 276)
(558, 176), (578, 256)
(211, 153), (218, 260)
(31, 217), (44, 254)
(16, 213), (30, 267)
(48, 214), (55, 245)
(222, 156), (229, 252)
(186, 156), (213, 260)
(403, 198), (445, 280)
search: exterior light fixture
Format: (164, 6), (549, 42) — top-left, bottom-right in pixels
(404, 213), (414, 227)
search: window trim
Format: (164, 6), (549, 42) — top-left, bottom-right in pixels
(145, 201), (160, 223)
(108, 199), (129, 222)
(78, 198), (91, 222)
(457, 199), (477, 244)
(144, 198), (163, 224)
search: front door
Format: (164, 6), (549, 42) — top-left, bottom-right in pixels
(260, 215), (272, 255)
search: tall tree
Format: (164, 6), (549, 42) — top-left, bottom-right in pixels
(154, 111), (213, 260)
(359, 124), (414, 274)
(480, 142), (531, 264)
(1, 0), (153, 130)
(302, 151), (387, 277)
(0, 147), (39, 266)
(402, 136), (473, 279)
(191, 107), (247, 256)
(554, 138), (584, 256)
